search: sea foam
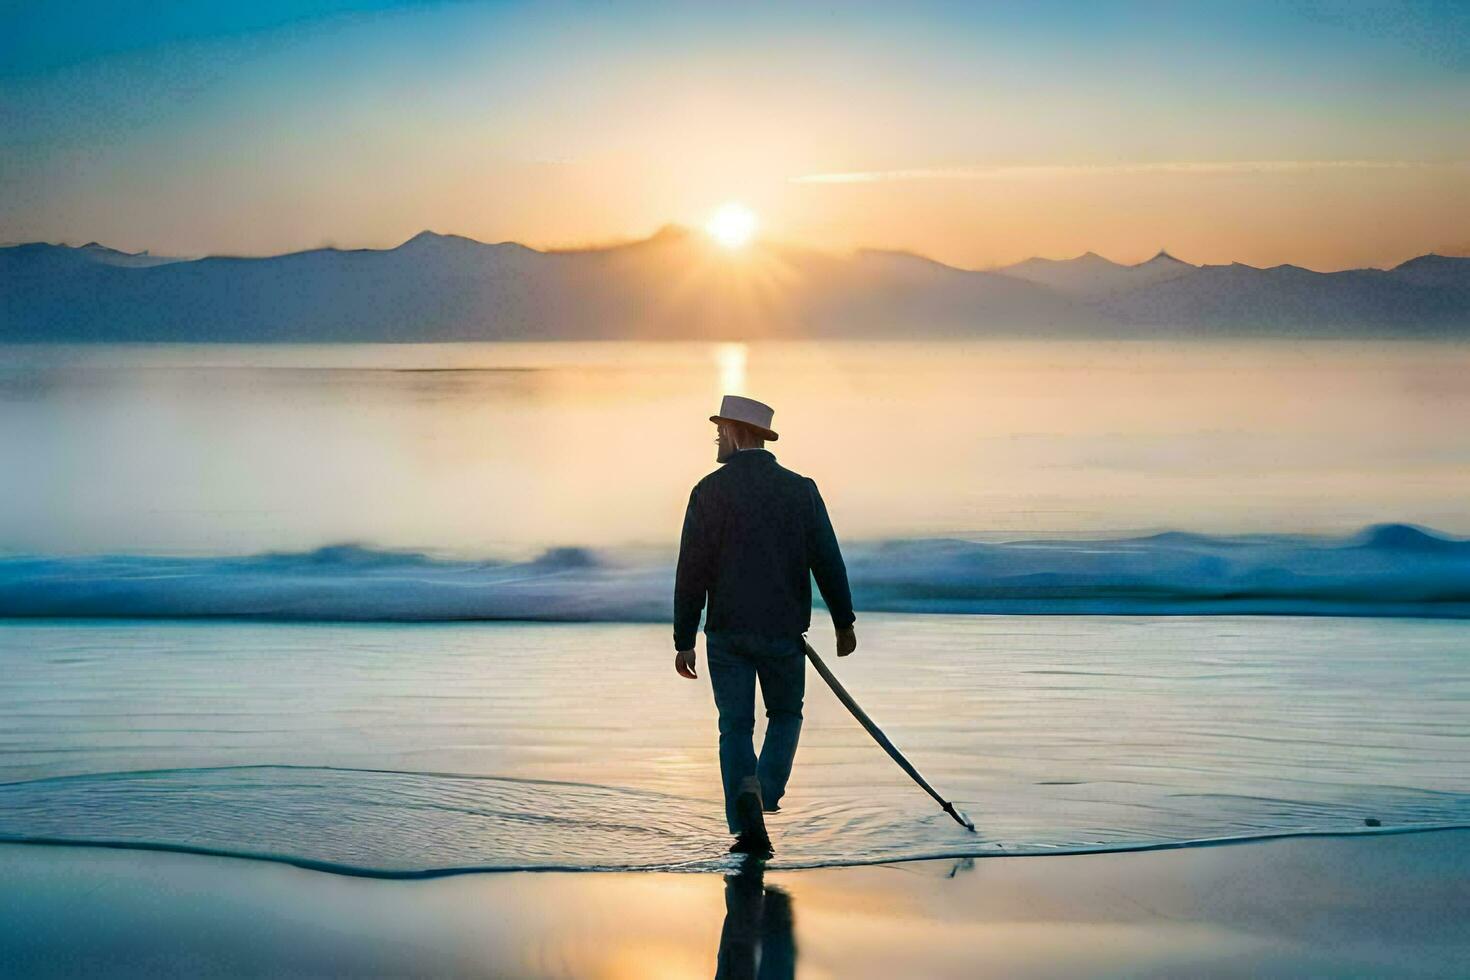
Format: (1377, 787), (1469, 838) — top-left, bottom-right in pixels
(1, 524), (1466, 621)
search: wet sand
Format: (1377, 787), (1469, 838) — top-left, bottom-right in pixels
(1, 829), (1465, 978)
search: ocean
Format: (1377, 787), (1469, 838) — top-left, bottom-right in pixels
(1, 339), (1466, 874)
(1, 615), (1465, 873)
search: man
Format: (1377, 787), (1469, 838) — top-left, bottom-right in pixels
(674, 394), (857, 856)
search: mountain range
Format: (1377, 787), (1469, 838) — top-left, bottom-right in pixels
(3, 228), (1467, 341)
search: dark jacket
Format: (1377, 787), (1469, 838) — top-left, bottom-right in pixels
(673, 448), (855, 651)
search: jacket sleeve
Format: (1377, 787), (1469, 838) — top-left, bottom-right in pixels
(806, 479), (856, 629)
(673, 484), (712, 650)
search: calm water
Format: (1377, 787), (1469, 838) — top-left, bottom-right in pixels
(0, 340), (1466, 873)
(1, 614), (1465, 873)
(2, 340), (1467, 556)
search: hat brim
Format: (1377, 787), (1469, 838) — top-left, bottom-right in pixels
(710, 415), (778, 441)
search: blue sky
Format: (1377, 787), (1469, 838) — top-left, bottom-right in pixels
(2, 1), (1467, 267)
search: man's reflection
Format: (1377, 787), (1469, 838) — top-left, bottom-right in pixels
(715, 858), (796, 980)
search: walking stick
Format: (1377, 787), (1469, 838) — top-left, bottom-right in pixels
(803, 639), (976, 832)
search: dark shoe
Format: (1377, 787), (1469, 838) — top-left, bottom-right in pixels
(732, 786), (772, 855)
(763, 802), (782, 814)
(729, 832), (774, 856)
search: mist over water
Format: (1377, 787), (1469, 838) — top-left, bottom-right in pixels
(1, 340), (1467, 557)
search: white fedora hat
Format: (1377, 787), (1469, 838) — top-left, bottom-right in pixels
(710, 394), (779, 441)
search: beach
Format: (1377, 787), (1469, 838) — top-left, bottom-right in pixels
(3, 829), (1466, 978)
(1, 342), (1466, 975)
(8, 0), (1470, 974)
(3, 613), (1464, 977)
(3, 615), (1465, 873)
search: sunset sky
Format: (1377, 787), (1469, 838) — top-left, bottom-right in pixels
(3, 0), (1468, 270)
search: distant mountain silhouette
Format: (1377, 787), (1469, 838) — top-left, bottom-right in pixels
(2, 240), (184, 271)
(996, 249), (1195, 297)
(3, 230), (1467, 341)
(998, 249), (1470, 334)
(1098, 260), (1470, 334)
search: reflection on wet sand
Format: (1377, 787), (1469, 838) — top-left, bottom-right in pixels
(716, 858), (796, 980)
(1, 831), (1466, 977)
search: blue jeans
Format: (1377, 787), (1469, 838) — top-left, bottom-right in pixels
(706, 631), (806, 834)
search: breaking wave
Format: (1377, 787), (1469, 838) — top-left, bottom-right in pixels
(1, 523), (1467, 621)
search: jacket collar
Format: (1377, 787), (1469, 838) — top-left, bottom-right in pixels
(724, 447), (775, 465)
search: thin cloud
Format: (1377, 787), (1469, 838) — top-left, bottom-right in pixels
(790, 160), (1469, 184)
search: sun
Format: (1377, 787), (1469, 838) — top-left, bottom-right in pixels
(705, 202), (759, 249)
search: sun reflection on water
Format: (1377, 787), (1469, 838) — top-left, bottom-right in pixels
(716, 342), (747, 395)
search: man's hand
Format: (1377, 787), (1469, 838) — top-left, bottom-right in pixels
(675, 648), (698, 679)
(836, 626), (857, 657)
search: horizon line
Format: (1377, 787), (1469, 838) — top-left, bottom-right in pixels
(7, 227), (1466, 276)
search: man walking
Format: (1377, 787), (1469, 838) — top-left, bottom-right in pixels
(674, 394), (857, 856)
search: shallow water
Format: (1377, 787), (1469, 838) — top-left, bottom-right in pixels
(2, 614), (1465, 873)
(2, 339), (1466, 873)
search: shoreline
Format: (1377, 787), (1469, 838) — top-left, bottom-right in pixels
(3, 828), (1466, 978)
(0, 821), (1464, 880)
